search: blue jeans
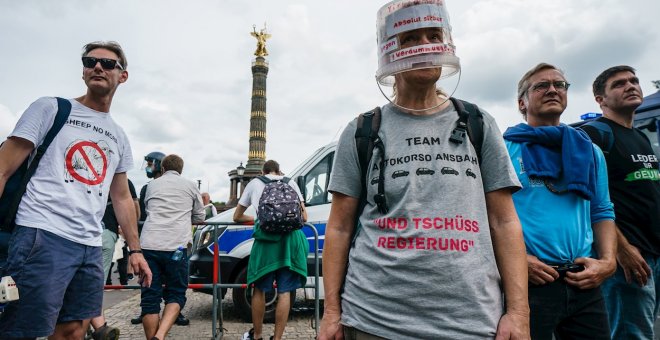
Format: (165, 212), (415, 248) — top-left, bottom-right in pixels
(0, 226), (103, 338)
(601, 253), (660, 339)
(253, 267), (303, 293)
(140, 249), (189, 315)
(528, 280), (610, 340)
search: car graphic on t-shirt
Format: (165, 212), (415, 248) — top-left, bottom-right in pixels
(441, 167), (459, 175)
(415, 167), (435, 176)
(465, 168), (477, 179)
(392, 170), (410, 179)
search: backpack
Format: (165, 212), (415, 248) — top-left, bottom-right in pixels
(354, 97), (485, 216)
(579, 120), (614, 157)
(256, 176), (304, 234)
(0, 97), (72, 232)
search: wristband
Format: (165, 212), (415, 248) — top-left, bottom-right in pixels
(128, 249), (143, 255)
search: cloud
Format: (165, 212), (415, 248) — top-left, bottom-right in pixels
(1, 0), (658, 204)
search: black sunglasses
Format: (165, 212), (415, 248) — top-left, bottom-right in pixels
(81, 56), (124, 70)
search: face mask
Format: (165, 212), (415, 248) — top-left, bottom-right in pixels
(146, 166), (155, 178)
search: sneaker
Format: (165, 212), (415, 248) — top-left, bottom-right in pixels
(175, 313), (189, 326)
(242, 328), (264, 340)
(130, 314), (143, 324)
(91, 323), (120, 340)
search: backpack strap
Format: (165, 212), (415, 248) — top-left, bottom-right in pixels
(1, 97), (72, 231)
(580, 120), (614, 156)
(355, 107), (388, 215)
(449, 97), (484, 165)
(257, 175), (271, 184)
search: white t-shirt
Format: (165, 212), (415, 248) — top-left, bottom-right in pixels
(10, 97), (133, 246)
(238, 175), (304, 213)
(140, 170), (206, 251)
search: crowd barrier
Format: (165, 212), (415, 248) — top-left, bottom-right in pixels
(105, 222), (320, 339)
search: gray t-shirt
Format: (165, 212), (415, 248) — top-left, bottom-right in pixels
(329, 102), (520, 339)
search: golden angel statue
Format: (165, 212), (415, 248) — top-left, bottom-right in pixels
(251, 24), (271, 57)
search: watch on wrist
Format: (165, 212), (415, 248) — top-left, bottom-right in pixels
(128, 249), (143, 255)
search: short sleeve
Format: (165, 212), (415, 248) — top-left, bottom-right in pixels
(328, 119), (362, 198)
(9, 97), (58, 147)
(478, 110), (522, 193)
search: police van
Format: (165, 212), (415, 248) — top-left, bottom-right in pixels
(189, 142), (335, 322)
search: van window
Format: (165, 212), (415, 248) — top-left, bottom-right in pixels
(304, 153), (334, 206)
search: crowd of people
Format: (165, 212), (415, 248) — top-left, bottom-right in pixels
(0, 0), (658, 339)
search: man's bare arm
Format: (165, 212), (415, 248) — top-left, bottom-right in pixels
(133, 199), (140, 220)
(613, 226), (651, 285)
(318, 193), (359, 340)
(232, 204), (253, 223)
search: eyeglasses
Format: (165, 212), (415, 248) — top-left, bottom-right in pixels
(81, 56), (124, 70)
(530, 81), (570, 93)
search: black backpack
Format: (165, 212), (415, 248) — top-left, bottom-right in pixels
(579, 120), (615, 157)
(0, 97), (72, 232)
(256, 176), (304, 234)
(354, 97), (485, 222)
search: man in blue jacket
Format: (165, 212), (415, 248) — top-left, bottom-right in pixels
(504, 63), (617, 340)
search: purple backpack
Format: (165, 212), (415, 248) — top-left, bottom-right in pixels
(257, 176), (303, 233)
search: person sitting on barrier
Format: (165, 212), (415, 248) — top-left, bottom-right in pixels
(139, 154), (205, 340)
(233, 160), (308, 340)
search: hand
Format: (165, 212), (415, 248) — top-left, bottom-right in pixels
(129, 253), (152, 287)
(527, 255), (558, 285)
(616, 242), (651, 286)
(496, 311), (530, 340)
(317, 310), (343, 340)
(564, 257), (615, 289)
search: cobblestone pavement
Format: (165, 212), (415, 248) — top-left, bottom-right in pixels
(103, 289), (319, 340)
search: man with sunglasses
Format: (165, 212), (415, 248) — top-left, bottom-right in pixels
(0, 41), (152, 340)
(581, 66), (660, 339)
(502, 63), (617, 339)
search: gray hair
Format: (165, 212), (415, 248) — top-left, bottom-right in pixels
(517, 62), (565, 116)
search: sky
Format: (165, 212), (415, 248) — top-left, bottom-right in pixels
(1, 0), (659, 203)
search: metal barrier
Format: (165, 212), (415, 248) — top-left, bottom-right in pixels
(106, 221), (320, 339)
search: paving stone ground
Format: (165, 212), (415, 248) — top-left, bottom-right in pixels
(103, 289), (319, 340)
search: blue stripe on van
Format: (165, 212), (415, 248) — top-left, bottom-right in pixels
(207, 222), (326, 254)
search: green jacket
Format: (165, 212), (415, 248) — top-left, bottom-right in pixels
(246, 221), (309, 286)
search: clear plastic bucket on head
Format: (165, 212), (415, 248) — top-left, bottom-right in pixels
(376, 0), (460, 86)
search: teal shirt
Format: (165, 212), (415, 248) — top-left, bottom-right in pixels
(506, 140), (615, 264)
(246, 221), (309, 286)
